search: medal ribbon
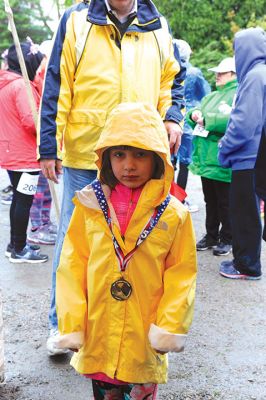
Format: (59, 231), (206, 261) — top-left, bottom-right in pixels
(92, 179), (170, 272)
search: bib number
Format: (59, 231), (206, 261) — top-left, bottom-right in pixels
(193, 124), (209, 138)
(17, 173), (39, 195)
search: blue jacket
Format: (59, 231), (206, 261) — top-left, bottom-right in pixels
(183, 63), (210, 136)
(218, 27), (266, 170)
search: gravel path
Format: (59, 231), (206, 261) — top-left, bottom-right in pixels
(0, 170), (265, 400)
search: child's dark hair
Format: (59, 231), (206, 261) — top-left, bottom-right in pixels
(100, 146), (165, 188)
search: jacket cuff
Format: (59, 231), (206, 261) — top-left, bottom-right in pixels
(39, 154), (58, 160)
(148, 323), (186, 353)
(54, 331), (84, 349)
(165, 109), (184, 125)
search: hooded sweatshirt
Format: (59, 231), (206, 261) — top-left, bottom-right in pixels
(218, 27), (266, 170)
(0, 70), (40, 170)
(55, 102), (197, 384)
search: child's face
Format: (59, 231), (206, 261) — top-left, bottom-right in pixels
(109, 147), (155, 189)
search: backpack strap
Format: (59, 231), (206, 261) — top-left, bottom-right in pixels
(153, 16), (172, 69)
(73, 4), (92, 68)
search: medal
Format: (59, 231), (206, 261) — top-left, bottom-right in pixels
(92, 180), (170, 302)
(110, 278), (132, 301)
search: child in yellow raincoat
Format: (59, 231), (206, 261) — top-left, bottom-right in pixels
(55, 103), (197, 399)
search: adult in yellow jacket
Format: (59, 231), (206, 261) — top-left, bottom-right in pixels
(55, 103), (197, 393)
(39, 0), (186, 356)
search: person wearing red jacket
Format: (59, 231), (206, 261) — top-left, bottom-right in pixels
(0, 40), (48, 263)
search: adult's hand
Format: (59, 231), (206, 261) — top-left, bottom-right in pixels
(164, 121), (183, 154)
(191, 110), (204, 126)
(40, 159), (63, 183)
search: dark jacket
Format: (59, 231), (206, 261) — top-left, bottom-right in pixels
(218, 27), (266, 171)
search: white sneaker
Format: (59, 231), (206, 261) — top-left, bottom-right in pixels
(46, 329), (69, 356)
(183, 199), (199, 213)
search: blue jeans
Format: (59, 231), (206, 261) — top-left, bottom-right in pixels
(48, 167), (97, 329)
(177, 131), (193, 165)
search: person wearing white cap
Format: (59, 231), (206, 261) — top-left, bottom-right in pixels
(186, 57), (237, 256)
(208, 57), (236, 73)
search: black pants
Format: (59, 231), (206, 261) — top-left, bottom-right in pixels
(230, 169), (262, 276)
(201, 177), (231, 243)
(8, 170), (39, 251)
(177, 162), (189, 190)
(255, 129), (266, 241)
(264, 202), (266, 242)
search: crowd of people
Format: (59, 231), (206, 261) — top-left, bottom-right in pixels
(0, 0), (265, 398)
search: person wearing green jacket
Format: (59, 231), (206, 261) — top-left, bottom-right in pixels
(187, 57), (237, 256)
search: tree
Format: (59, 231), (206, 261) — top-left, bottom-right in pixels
(0, 0), (53, 55)
(52, 0), (75, 20)
(154, 0), (266, 51)
(154, 0), (265, 86)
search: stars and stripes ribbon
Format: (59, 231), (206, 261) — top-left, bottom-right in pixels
(92, 179), (170, 272)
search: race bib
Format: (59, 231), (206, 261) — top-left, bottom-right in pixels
(16, 173), (39, 195)
(193, 124), (209, 138)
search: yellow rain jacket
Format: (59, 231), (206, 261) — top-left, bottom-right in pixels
(38, 0), (185, 169)
(56, 103), (197, 384)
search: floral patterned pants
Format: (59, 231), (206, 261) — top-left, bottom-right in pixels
(92, 380), (158, 400)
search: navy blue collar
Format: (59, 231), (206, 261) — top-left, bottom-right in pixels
(87, 0), (161, 31)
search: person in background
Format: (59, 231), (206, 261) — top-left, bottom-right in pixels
(28, 40), (57, 246)
(173, 39), (211, 212)
(55, 102), (197, 399)
(39, 0), (185, 356)
(187, 57), (237, 256)
(33, 40), (51, 96)
(218, 27), (266, 280)
(0, 40), (48, 263)
(0, 50), (13, 206)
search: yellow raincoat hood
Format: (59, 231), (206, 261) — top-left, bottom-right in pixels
(95, 102), (174, 204)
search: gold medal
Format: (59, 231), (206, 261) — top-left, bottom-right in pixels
(110, 278), (132, 301)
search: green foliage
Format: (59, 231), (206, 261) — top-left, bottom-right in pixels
(247, 13), (266, 30)
(1, 0), (265, 81)
(0, 0), (53, 55)
(154, 0), (266, 87)
(64, 0), (75, 6)
(154, 0), (266, 51)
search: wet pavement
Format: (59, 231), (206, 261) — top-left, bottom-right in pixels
(0, 168), (266, 400)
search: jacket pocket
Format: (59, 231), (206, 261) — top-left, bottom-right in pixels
(68, 109), (107, 127)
